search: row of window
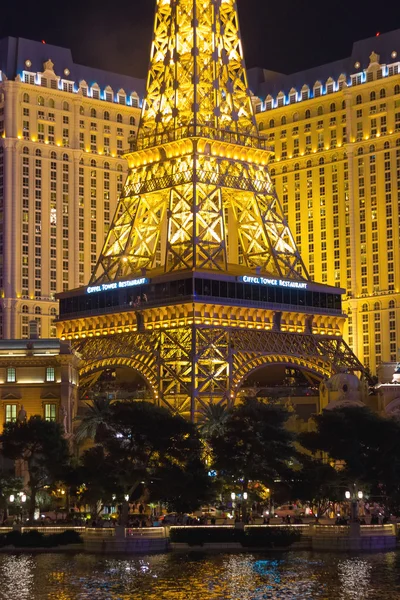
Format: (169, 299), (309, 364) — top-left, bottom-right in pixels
(5, 366), (55, 383)
(22, 93), (137, 123)
(5, 402), (57, 423)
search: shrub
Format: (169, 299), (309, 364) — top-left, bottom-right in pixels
(169, 526), (302, 548)
(170, 527), (242, 546)
(3, 529), (83, 548)
(243, 527), (302, 548)
(54, 530), (83, 545)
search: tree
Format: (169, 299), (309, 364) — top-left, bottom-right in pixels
(300, 406), (400, 511)
(209, 398), (295, 520)
(90, 401), (211, 524)
(150, 458), (215, 514)
(0, 417), (70, 522)
(75, 446), (118, 519)
(0, 473), (23, 523)
(74, 396), (113, 444)
(291, 455), (343, 521)
(198, 402), (230, 439)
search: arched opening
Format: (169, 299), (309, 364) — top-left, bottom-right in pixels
(237, 362), (324, 397)
(80, 364), (155, 404)
(233, 360), (328, 422)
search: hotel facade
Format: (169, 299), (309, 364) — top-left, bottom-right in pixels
(0, 37), (143, 340)
(2, 31), (400, 372)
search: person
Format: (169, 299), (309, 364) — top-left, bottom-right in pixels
(263, 516), (270, 525)
(286, 514), (291, 524)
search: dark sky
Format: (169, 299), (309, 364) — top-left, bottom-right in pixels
(2, 0), (400, 79)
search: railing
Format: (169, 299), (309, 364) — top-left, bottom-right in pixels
(311, 524), (397, 537)
(126, 124), (272, 153)
(84, 527), (115, 537)
(245, 524), (309, 532)
(120, 168), (273, 197)
(360, 524), (396, 536)
(125, 527), (166, 538)
(22, 526), (86, 535)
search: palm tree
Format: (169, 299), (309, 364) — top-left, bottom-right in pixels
(74, 397), (113, 444)
(198, 401), (230, 439)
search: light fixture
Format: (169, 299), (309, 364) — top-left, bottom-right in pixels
(392, 51), (397, 59)
(21, 494), (27, 503)
(243, 492), (248, 500)
(124, 494), (129, 501)
(64, 68), (70, 76)
(345, 491), (351, 499)
(231, 492), (235, 501)
(25, 59), (32, 68)
(354, 62), (360, 69)
(9, 495), (15, 502)
(357, 491), (363, 499)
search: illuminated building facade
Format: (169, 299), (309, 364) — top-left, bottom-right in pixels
(0, 37), (143, 339)
(2, 23), (398, 377)
(57, 0), (362, 419)
(250, 31), (400, 372)
(0, 336), (79, 435)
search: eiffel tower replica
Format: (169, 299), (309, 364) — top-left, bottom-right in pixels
(57, 0), (363, 419)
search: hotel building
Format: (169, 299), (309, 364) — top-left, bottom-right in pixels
(0, 37), (144, 339)
(2, 30), (400, 372)
(250, 29), (400, 372)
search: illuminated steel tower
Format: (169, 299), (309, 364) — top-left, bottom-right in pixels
(57, 0), (363, 418)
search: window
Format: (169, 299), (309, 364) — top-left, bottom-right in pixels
(44, 403), (57, 422)
(5, 404), (17, 423)
(6, 367), (16, 383)
(129, 116), (136, 126)
(37, 96), (44, 106)
(90, 108), (97, 118)
(117, 113), (123, 123)
(104, 111), (110, 121)
(63, 101), (69, 111)
(46, 366), (55, 382)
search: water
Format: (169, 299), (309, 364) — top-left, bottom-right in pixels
(0, 551), (399, 599)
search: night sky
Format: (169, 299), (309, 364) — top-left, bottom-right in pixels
(2, 0), (400, 79)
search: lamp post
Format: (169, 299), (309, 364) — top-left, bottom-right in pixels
(9, 492), (27, 523)
(345, 487), (363, 523)
(243, 492), (248, 523)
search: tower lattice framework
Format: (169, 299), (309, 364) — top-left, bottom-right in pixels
(57, 0), (365, 419)
(91, 0), (307, 284)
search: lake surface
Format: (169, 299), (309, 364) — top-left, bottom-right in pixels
(0, 551), (399, 599)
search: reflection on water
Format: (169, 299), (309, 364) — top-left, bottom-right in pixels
(339, 558), (372, 600)
(0, 551), (399, 599)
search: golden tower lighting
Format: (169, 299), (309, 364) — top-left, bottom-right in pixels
(57, 0), (364, 419)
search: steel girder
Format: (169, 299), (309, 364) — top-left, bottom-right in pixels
(73, 326), (364, 419)
(89, 0), (309, 285)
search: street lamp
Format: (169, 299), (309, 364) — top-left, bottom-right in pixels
(230, 493), (236, 519)
(242, 492), (248, 523)
(9, 492), (26, 522)
(345, 486), (363, 522)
